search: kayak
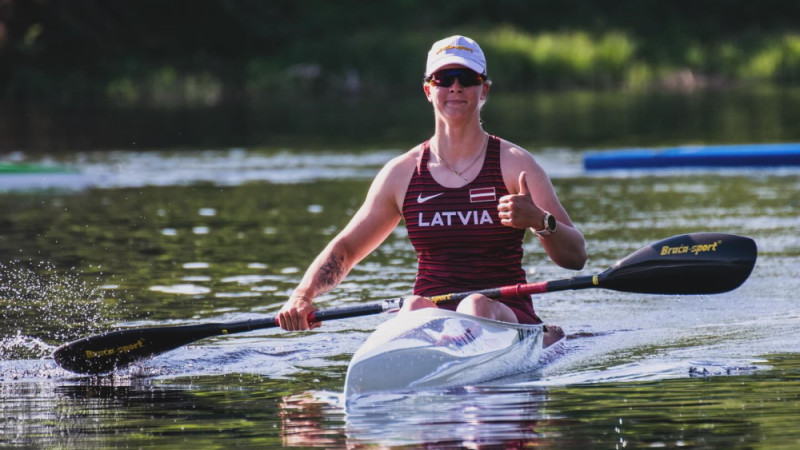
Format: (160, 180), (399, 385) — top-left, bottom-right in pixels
(344, 308), (563, 401)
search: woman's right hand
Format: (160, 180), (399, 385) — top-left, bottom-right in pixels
(276, 295), (319, 331)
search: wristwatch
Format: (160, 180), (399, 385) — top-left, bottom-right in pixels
(535, 213), (557, 237)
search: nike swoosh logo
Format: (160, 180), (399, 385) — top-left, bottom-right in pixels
(417, 192), (444, 203)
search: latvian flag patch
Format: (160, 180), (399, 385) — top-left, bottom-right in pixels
(469, 187), (496, 203)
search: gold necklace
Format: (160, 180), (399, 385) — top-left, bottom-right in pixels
(430, 136), (488, 181)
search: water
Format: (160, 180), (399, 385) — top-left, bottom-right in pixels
(2, 99), (800, 446)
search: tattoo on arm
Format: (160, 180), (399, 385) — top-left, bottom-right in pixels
(318, 252), (346, 290)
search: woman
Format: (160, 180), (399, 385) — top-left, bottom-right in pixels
(277, 35), (586, 334)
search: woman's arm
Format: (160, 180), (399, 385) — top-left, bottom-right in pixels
(498, 142), (587, 270)
(277, 151), (415, 330)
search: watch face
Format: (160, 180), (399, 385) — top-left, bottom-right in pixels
(546, 214), (557, 231)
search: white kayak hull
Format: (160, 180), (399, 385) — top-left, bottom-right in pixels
(344, 308), (551, 401)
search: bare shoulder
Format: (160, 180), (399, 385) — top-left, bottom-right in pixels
(498, 138), (532, 158)
(367, 144), (423, 210)
(385, 144), (422, 173)
(497, 138), (548, 192)
(375, 144), (421, 186)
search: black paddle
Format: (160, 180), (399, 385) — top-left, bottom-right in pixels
(53, 232), (756, 375)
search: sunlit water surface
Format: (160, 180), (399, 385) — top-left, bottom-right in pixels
(1, 149), (799, 448)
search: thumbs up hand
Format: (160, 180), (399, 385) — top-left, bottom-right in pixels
(498, 171), (547, 230)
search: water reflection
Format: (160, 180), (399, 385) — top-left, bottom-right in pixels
(4, 87), (800, 153)
(344, 386), (551, 448)
(3, 356), (797, 448)
(280, 392), (347, 447)
(48, 377), (289, 447)
(281, 354), (800, 448)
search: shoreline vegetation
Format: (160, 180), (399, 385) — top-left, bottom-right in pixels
(2, 2), (800, 108)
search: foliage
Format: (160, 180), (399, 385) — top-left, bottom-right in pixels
(2, 0), (800, 106)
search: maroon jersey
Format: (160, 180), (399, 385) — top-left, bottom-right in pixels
(402, 135), (540, 323)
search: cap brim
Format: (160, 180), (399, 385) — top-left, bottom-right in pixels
(426, 56), (485, 76)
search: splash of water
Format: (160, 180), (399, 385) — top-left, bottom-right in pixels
(0, 260), (118, 360)
(0, 330), (53, 360)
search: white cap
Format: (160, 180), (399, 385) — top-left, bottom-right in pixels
(425, 35), (487, 77)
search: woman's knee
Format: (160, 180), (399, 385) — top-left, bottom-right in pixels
(457, 294), (517, 322)
(400, 295), (436, 312)
(457, 294), (491, 315)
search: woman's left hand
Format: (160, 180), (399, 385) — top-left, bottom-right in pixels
(497, 172), (546, 230)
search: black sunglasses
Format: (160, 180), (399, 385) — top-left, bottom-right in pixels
(425, 68), (486, 88)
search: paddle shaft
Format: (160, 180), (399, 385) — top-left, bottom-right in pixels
(428, 277), (591, 304)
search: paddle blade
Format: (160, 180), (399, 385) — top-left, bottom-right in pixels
(53, 323), (224, 374)
(597, 233), (757, 294)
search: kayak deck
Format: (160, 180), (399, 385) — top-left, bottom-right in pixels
(344, 309), (558, 401)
